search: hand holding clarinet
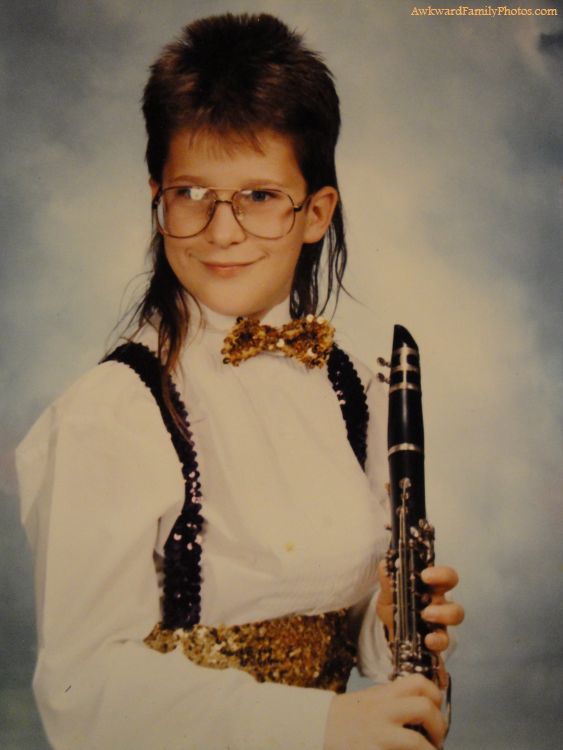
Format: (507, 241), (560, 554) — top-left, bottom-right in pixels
(324, 326), (464, 750)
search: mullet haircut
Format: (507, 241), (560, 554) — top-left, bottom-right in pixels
(135, 14), (347, 426)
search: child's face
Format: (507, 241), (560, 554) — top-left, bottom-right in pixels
(151, 129), (337, 320)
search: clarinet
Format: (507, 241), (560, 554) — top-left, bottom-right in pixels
(378, 324), (451, 732)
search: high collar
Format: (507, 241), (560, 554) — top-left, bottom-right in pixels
(193, 298), (293, 336)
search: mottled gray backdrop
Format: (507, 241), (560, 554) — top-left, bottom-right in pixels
(1, 1), (562, 748)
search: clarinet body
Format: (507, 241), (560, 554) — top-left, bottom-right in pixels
(380, 325), (450, 725)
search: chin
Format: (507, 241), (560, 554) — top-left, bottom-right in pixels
(194, 293), (267, 320)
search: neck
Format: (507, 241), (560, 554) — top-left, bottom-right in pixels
(193, 297), (293, 334)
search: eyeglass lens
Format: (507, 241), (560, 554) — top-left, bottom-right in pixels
(157, 187), (297, 239)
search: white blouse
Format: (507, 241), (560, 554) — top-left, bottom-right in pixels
(17, 299), (392, 750)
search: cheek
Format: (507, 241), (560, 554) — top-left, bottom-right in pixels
(164, 236), (188, 258)
(162, 240), (200, 292)
(270, 244), (302, 285)
(164, 239), (196, 269)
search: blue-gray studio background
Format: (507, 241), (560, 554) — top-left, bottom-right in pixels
(1, 1), (562, 748)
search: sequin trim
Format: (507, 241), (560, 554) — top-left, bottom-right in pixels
(145, 610), (356, 693)
(222, 314), (334, 368)
(103, 343), (204, 629)
(327, 345), (369, 469)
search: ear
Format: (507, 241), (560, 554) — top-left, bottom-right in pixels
(302, 186), (339, 244)
(149, 178), (160, 201)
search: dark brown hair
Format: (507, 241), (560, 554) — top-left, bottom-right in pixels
(134, 13), (347, 419)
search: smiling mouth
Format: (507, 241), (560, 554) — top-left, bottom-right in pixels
(201, 260), (257, 275)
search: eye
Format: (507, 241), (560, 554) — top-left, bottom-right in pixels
(173, 186), (210, 202)
(244, 189), (279, 203)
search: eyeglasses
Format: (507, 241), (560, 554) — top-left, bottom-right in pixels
(152, 186), (309, 240)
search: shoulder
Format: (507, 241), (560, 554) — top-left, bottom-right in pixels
(58, 355), (159, 427)
(16, 348), (181, 524)
(54, 324), (161, 422)
(18, 349), (164, 460)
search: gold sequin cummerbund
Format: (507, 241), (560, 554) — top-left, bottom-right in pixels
(145, 609), (356, 693)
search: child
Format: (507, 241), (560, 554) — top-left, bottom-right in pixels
(17, 13), (463, 750)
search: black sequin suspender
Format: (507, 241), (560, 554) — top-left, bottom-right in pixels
(104, 343), (204, 629)
(103, 342), (368, 629)
(327, 345), (368, 470)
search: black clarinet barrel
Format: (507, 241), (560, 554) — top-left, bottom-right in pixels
(388, 324), (426, 528)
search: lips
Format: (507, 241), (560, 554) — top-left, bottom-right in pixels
(204, 261), (253, 269)
(200, 259), (258, 276)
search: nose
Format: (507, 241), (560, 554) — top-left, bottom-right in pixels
(203, 200), (246, 247)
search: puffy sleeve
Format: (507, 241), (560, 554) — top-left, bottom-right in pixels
(347, 358), (393, 684)
(16, 362), (334, 750)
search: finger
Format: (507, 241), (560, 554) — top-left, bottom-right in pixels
(387, 726), (438, 750)
(422, 602), (465, 626)
(436, 658), (449, 690)
(391, 674), (443, 708)
(424, 628), (449, 652)
(421, 565), (459, 592)
(428, 592), (446, 607)
(392, 696), (447, 749)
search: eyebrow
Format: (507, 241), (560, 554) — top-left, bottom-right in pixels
(167, 174), (289, 189)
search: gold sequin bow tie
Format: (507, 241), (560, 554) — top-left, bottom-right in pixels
(221, 314), (335, 369)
